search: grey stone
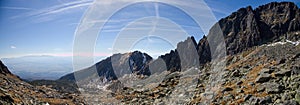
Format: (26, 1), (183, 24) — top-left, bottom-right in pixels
(260, 68), (274, 74)
(282, 100), (299, 105)
(255, 73), (272, 83)
(264, 83), (284, 94)
(296, 92), (300, 104)
(259, 96), (272, 104)
(248, 82), (255, 86)
(223, 94), (235, 102)
(236, 89), (244, 93)
(291, 66), (300, 75)
(256, 85), (265, 92)
(231, 70), (241, 77)
(275, 69), (292, 77)
(222, 87), (233, 92)
(244, 94), (252, 101)
(236, 81), (243, 85)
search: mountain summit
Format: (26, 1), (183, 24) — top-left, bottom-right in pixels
(201, 1), (300, 56)
(60, 51), (152, 82)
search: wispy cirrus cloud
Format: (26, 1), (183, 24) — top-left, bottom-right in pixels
(1, 6), (35, 11)
(11, 0), (93, 23)
(36, 1), (93, 17)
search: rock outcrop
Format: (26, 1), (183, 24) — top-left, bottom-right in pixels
(0, 61), (11, 75)
(200, 2), (300, 57)
(157, 36), (199, 72)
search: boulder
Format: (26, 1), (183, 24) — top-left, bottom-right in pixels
(255, 73), (272, 83)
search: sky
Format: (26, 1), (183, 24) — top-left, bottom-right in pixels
(0, 0), (299, 59)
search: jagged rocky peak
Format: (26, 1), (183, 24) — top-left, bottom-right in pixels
(216, 5), (261, 55)
(124, 51), (152, 75)
(255, 2), (299, 26)
(109, 51), (152, 77)
(255, 2), (300, 41)
(0, 60), (11, 75)
(60, 51), (153, 82)
(196, 36), (212, 64)
(205, 2), (300, 55)
(155, 36), (199, 72)
(131, 2), (300, 70)
(176, 36), (199, 68)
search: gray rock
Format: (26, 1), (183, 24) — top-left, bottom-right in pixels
(223, 94), (235, 102)
(249, 96), (260, 105)
(255, 73), (272, 83)
(260, 68), (274, 74)
(282, 100), (299, 105)
(275, 69), (292, 77)
(222, 87), (233, 92)
(248, 82), (255, 86)
(236, 89), (244, 93)
(236, 81), (243, 85)
(264, 83), (284, 94)
(244, 94), (252, 101)
(256, 85), (265, 92)
(296, 92), (300, 104)
(231, 70), (241, 77)
(291, 66), (300, 75)
(259, 96), (272, 104)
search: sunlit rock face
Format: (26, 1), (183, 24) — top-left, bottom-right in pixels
(203, 2), (300, 55)
(59, 51), (152, 82)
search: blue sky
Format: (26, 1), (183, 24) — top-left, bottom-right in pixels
(0, 0), (299, 58)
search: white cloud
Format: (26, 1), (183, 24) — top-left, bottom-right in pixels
(1, 7), (35, 11)
(37, 2), (92, 16)
(10, 46), (16, 49)
(11, 0), (93, 22)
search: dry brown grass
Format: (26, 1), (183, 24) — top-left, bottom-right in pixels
(114, 94), (125, 100)
(40, 98), (75, 105)
(215, 53), (276, 104)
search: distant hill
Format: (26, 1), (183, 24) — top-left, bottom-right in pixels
(1, 55), (74, 80)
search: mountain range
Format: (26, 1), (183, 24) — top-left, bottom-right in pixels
(60, 1), (300, 84)
(0, 1), (300, 105)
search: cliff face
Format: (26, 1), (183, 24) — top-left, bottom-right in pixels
(202, 2), (300, 56)
(255, 2), (300, 41)
(0, 61), (11, 75)
(157, 37), (199, 72)
(156, 2), (300, 68)
(217, 6), (262, 55)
